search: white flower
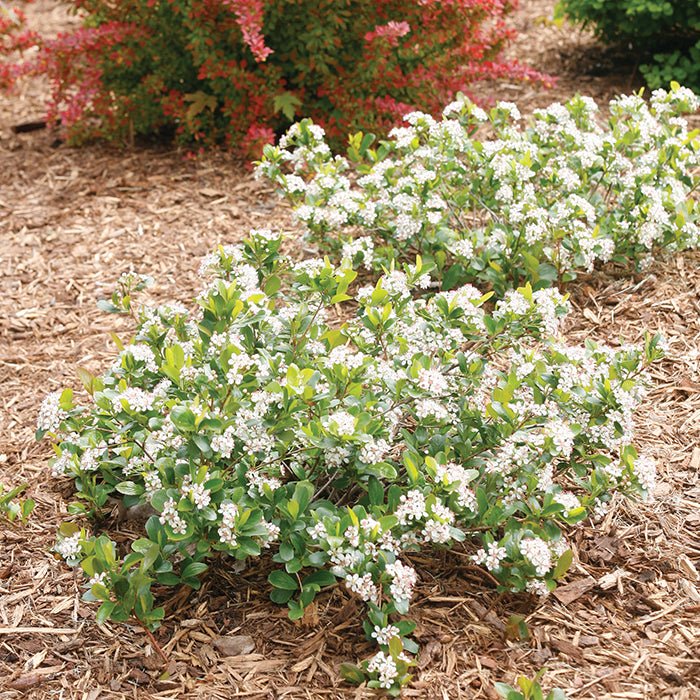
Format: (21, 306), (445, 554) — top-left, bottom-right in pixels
(88, 571), (109, 588)
(113, 387), (155, 413)
(633, 454), (656, 493)
(553, 492), (581, 517)
(385, 560), (417, 602)
(417, 367), (449, 395)
(520, 536), (552, 576)
(37, 392), (67, 433)
(371, 624), (401, 646)
(359, 438), (390, 465)
(308, 522), (328, 540)
(422, 519), (452, 544)
(472, 541), (507, 572)
(56, 533), (82, 562)
(345, 572), (378, 602)
(367, 650), (399, 689)
(159, 498), (188, 535)
(395, 490), (427, 525)
(329, 410), (356, 436)
(125, 345), (158, 372)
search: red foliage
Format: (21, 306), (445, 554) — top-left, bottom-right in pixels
(0, 0), (553, 155)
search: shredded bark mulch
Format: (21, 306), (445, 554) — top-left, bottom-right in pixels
(1, 2), (699, 698)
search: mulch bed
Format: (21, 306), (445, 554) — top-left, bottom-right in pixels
(1, 1), (699, 698)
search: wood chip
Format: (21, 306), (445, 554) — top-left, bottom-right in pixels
(552, 577), (596, 604)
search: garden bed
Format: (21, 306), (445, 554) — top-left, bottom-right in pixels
(0, 1), (699, 698)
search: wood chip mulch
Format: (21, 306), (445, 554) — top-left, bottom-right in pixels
(1, 1), (698, 698)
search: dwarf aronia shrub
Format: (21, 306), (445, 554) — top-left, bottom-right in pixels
(41, 229), (663, 693)
(258, 85), (700, 295)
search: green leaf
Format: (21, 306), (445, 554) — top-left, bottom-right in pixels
(368, 476), (384, 506)
(90, 583), (112, 602)
(268, 569), (298, 590)
(110, 332), (124, 351)
(77, 368), (99, 396)
(97, 299), (122, 313)
(301, 570), (336, 588)
(170, 406), (196, 431)
(21, 499), (35, 520)
(115, 481), (144, 496)
(552, 548), (573, 579)
(264, 275), (282, 296)
(181, 562), (208, 580)
(270, 587), (294, 604)
(494, 683), (523, 700)
(140, 543), (160, 573)
(292, 481), (314, 514)
(96, 601), (116, 625)
(273, 91), (302, 121)
(278, 542), (295, 562)
(339, 662), (366, 684)
(192, 434), (212, 457)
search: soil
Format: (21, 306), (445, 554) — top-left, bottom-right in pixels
(1, 2), (699, 699)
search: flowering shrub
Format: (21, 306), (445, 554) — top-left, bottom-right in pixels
(556, 0), (700, 92)
(40, 229), (663, 693)
(0, 0), (550, 155)
(258, 86), (700, 295)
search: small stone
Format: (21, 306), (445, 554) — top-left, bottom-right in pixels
(213, 635), (255, 657)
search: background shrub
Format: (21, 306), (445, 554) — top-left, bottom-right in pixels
(556, 0), (700, 91)
(1, 0), (550, 155)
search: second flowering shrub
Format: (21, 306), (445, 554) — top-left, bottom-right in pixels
(41, 229), (662, 694)
(258, 85), (700, 295)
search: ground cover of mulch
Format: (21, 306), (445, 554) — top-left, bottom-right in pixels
(0, 1), (699, 698)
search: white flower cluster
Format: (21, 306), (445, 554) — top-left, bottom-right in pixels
(385, 560), (417, 602)
(553, 491), (581, 517)
(159, 498), (187, 535)
(359, 438), (390, 465)
(345, 572), (378, 603)
(395, 490), (427, 525)
(181, 475), (211, 510)
(327, 410), (356, 436)
(113, 387), (155, 413)
(519, 536), (552, 576)
(633, 454), (656, 494)
(472, 541), (507, 572)
(37, 392), (67, 433)
(55, 533), (82, 564)
(367, 650), (399, 689)
(371, 624), (400, 646)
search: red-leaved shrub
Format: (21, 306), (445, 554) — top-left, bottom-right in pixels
(1, 0), (552, 155)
